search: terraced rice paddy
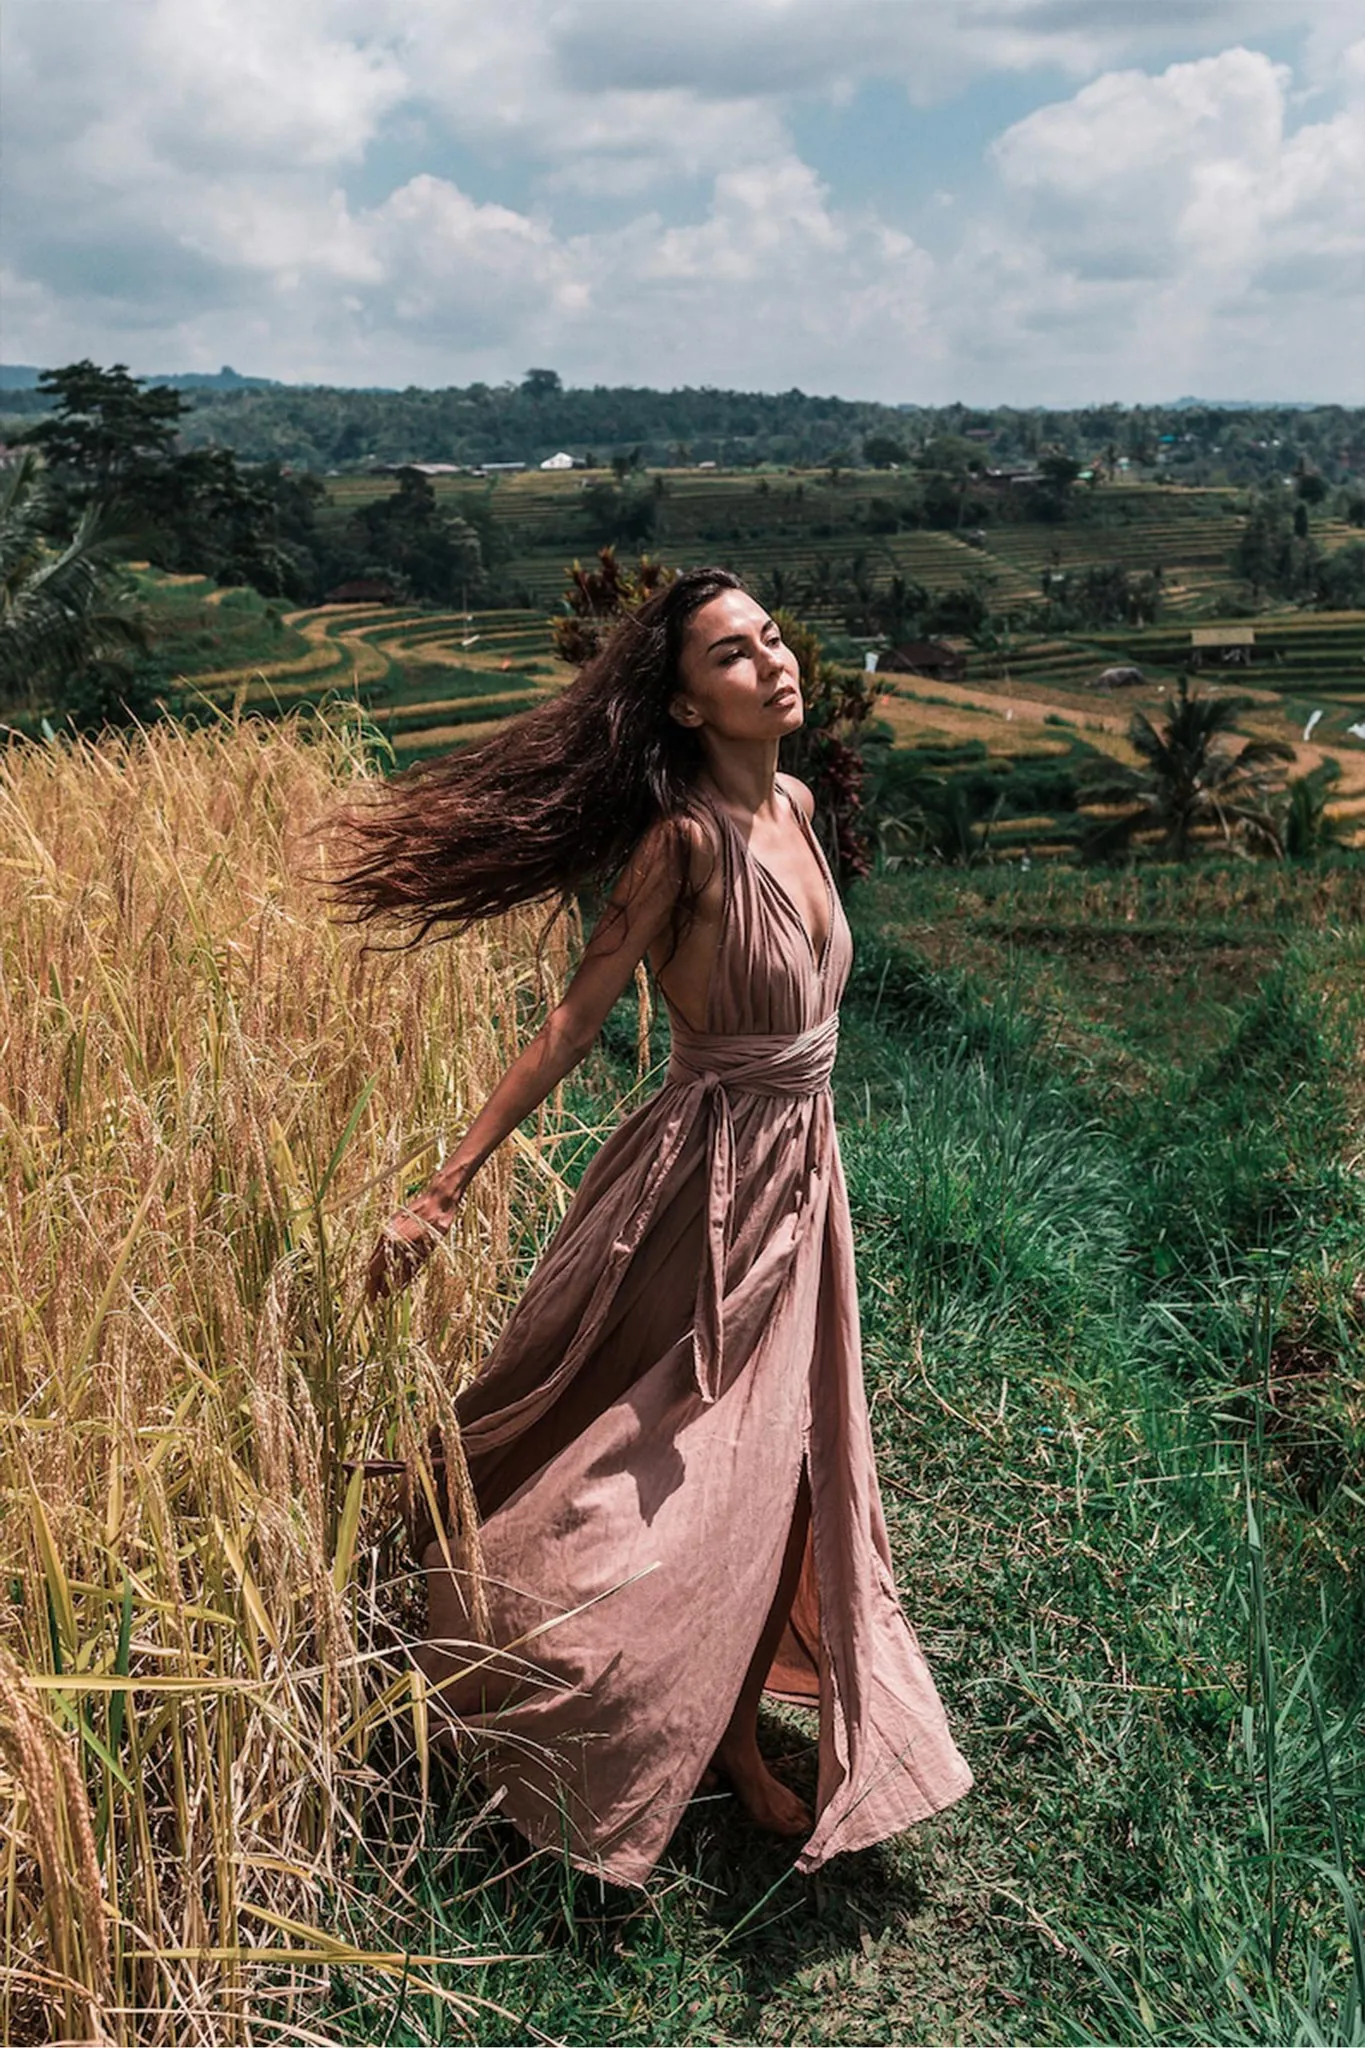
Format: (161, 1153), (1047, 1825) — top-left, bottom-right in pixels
(346, 471), (1305, 622)
(131, 575), (571, 767)
(125, 470), (1365, 846)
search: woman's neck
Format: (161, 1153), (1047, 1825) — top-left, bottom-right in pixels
(696, 740), (783, 822)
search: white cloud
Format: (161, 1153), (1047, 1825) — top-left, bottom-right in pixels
(568, 160), (939, 392)
(992, 48), (1290, 283)
(966, 44), (1365, 397)
(7, 0), (405, 175)
(1, 0), (1362, 400)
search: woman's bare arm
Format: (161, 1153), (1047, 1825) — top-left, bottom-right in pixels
(366, 821), (687, 1300)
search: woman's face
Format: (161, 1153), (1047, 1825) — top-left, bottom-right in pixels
(670, 590), (804, 744)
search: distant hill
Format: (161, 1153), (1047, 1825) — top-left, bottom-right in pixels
(1168, 396), (1322, 412)
(0, 363), (281, 394)
(149, 366), (283, 392)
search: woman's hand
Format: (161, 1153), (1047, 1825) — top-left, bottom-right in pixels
(365, 1186), (457, 1304)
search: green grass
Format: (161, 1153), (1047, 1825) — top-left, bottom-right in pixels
(272, 862), (1365, 2046)
(123, 571), (314, 696)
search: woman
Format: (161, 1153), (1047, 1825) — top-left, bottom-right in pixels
(329, 568), (971, 1886)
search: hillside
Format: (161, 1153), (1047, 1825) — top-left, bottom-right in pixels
(89, 463), (1365, 857)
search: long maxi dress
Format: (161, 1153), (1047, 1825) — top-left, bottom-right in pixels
(420, 784), (973, 1886)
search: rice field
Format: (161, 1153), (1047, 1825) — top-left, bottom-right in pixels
(417, 473), (1256, 619)
(101, 471), (1365, 853)
(0, 718), (585, 2044)
(117, 576), (569, 768)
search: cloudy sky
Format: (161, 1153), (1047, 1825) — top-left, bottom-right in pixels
(3, 0), (1363, 403)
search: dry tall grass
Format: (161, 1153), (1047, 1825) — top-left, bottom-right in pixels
(0, 717), (575, 2044)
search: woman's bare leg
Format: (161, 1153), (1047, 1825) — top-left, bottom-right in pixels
(715, 1466), (813, 1837)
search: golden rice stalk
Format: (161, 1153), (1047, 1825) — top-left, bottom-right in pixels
(0, 713), (574, 2043)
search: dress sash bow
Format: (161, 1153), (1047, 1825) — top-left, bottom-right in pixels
(665, 1012), (840, 1404)
(471, 1014), (842, 1445)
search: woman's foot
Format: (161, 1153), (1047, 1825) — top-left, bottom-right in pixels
(714, 1739), (812, 1838)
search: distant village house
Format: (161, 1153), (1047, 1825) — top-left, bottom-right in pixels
(1190, 626), (1255, 667)
(539, 451), (575, 470)
(876, 640), (967, 683)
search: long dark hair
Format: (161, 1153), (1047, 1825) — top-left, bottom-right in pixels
(323, 566), (743, 944)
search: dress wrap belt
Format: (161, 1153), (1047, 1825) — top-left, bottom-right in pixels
(664, 1011), (840, 1404)
(473, 1014), (841, 1442)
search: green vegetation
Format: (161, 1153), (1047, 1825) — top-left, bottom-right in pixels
(321, 856), (1365, 2045)
(1079, 676), (1296, 861)
(14, 359), (326, 602)
(0, 451), (147, 712)
(7, 369), (1362, 491)
(5, 709), (1365, 2044)
(7, 362), (1365, 867)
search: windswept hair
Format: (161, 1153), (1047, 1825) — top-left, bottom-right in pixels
(323, 566), (744, 945)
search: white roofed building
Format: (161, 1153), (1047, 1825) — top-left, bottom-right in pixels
(540, 451), (575, 471)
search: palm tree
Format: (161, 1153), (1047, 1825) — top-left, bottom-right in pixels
(0, 452), (146, 710)
(1082, 675), (1295, 861)
(1282, 773), (1342, 858)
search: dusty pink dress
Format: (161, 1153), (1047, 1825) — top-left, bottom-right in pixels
(421, 785), (972, 1884)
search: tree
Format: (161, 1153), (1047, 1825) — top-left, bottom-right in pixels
(915, 434), (988, 529)
(1232, 489), (1318, 602)
(131, 448), (319, 598)
(925, 577), (995, 639)
(1311, 541), (1365, 609)
(1039, 454), (1082, 490)
(863, 434), (908, 469)
(0, 452), (148, 712)
(331, 420), (369, 464)
(1028, 452), (1083, 522)
(17, 361), (329, 601)
(1081, 676), (1294, 862)
(346, 468), (486, 603)
(1282, 774), (1342, 858)
(551, 547), (675, 666)
(521, 368), (563, 398)
(581, 481), (657, 547)
(22, 360), (187, 493)
(866, 573), (931, 643)
(1037, 561), (1163, 629)
(773, 611), (878, 882)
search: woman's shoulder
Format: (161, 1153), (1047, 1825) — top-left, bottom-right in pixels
(776, 771), (816, 821)
(625, 803), (721, 896)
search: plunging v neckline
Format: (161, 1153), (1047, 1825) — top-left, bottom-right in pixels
(707, 784), (836, 976)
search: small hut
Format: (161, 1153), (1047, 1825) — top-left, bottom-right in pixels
(1190, 626), (1255, 668)
(876, 640), (967, 682)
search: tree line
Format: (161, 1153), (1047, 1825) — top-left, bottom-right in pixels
(4, 361), (1364, 489)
